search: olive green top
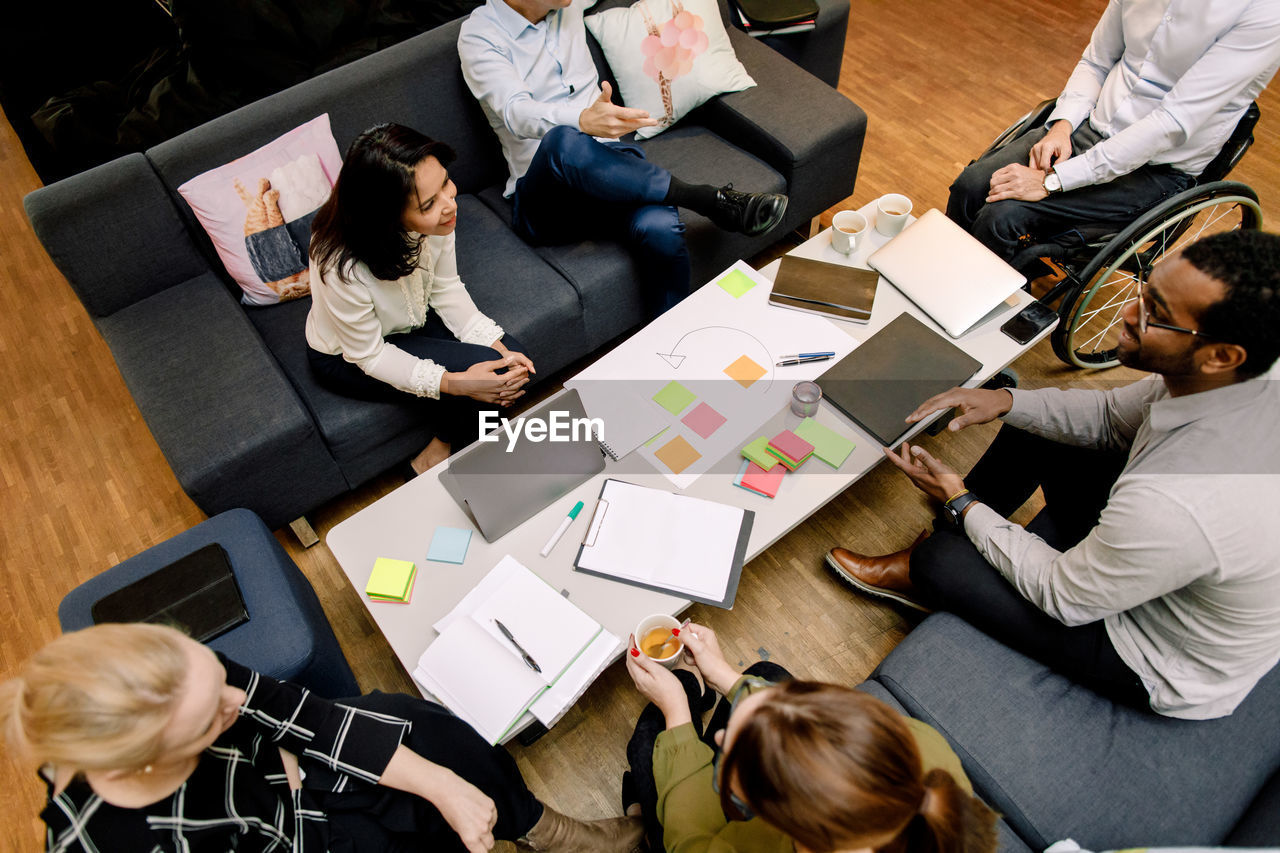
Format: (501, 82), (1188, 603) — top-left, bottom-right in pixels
(653, 677), (972, 853)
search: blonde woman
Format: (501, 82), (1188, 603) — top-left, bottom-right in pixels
(2, 624), (642, 853)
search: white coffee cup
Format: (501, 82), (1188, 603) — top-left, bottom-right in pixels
(634, 613), (684, 669)
(875, 193), (913, 237)
(830, 210), (868, 254)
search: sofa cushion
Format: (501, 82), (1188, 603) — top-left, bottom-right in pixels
(1224, 767), (1280, 845)
(97, 273), (347, 527)
(176, 114), (341, 306)
(585, 0), (755, 141)
(872, 613), (1280, 850)
(248, 196), (584, 487)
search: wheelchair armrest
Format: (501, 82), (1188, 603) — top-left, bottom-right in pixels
(975, 97), (1059, 162)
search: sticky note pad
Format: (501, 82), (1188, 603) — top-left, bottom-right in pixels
(717, 269), (757, 298)
(653, 381), (697, 415)
(739, 462), (785, 498)
(741, 436), (781, 471)
(682, 402), (727, 439)
(767, 430), (815, 470)
(724, 354), (767, 389)
(366, 557), (417, 602)
(732, 458), (751, 487)
(794, 418), (856, 468)
(655, 435), (701, 474)
(427, 526), (472, 564)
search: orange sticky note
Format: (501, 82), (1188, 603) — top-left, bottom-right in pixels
(654, 435), (702, 474)
(724, 354), (767, 389)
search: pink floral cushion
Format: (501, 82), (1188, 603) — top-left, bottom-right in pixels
(178, 114), (342, 305)
(586, 0), (755, 141)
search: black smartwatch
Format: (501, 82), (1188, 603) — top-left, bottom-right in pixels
(942, 490), (980, 525)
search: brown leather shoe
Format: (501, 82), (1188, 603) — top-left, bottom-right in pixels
(824, 530), (931, 612)
(518, 804), (645, 853)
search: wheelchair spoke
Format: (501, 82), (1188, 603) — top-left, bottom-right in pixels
(1076, 274), (1138, 324)
(1078, 284), (1136, 352)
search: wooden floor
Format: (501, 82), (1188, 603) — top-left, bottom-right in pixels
(2, 0), (1278, 848)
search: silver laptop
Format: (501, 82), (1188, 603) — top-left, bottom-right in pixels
(439, 388), (606, 542)
(868, 208), (1025, 338)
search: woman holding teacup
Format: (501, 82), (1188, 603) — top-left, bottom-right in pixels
(623, 624), (997, 853)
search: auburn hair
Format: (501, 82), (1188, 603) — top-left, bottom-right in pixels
(0, 623), (190, 774)
(719, 681), (997, 853)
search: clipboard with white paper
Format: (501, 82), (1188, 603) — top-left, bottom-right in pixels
(573, 479), (753, 608)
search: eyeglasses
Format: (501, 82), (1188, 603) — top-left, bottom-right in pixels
(1136, 276), (1223, 341)
(710, 676), (775, 822)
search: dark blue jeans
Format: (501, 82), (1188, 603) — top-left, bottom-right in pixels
(947, 122), (1194, 276)
(307, 312), (528, 448)
(513, 126), (690, 315)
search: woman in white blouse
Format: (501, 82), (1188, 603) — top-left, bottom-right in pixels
(306, 124), (535, 475)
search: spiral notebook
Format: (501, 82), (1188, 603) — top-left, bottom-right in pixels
(565, 380), (670, 461)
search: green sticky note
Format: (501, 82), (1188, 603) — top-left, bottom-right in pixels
(741, 436), (781, 471)
(717, 269), (757, 298)
(794, 418), (856, 468)
(653, 381), (696, 415)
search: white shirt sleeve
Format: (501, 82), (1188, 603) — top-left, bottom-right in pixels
(1002, 377), (1158, 450)
(459, 29), (583, 140)
(963, 482), (1215, 626)
(1046, 0), (1123, 132)
(1050, 3), (1280, 191)
(425, 233), (505, 348)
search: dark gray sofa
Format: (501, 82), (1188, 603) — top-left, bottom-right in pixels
(860, 613), (1280, 851)
(24, 0), (865, 530)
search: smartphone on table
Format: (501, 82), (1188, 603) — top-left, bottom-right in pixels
(1000, 301), (1058, 344)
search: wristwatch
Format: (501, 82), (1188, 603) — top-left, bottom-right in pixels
(942, 490), (980, 525)
(1043, 171), (1063, 194)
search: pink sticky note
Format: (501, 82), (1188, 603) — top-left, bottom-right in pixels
(681, 402), (727, 439)
(740, 462), (785, 498)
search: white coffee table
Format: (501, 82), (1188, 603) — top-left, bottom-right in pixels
(328, 199), (1051, 740)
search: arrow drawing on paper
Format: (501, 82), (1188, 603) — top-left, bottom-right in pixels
(656, 325), (774, 389)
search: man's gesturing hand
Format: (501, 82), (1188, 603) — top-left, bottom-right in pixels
(1029, 120), (1073, 172)
(579, 82), (658, 138)
(884, 442), (966, 505)
(905, 387), (1013, 432)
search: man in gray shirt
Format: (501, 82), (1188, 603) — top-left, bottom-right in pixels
(827, 230), (1280, 720)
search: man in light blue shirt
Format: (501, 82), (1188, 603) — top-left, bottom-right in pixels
(947, 0), (1280, 276)
(459, 0), (788, 315)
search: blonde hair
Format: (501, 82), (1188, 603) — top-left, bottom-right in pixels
(0, 623), (189, 773)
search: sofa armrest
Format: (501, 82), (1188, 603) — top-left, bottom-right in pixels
(96, 273), (348, 527)
(696, 29), (867, 215)
(719, 0), (850, 88)
(24, 153), (211, 318)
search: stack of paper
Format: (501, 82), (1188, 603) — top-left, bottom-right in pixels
(413, 556), (619, 744)
(766, 430), (815, 470)
(793, 418), (857, 468)
(366, 558), (417, 603)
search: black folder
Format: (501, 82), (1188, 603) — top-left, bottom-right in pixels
(818, 313), (983, 446)
(91, 544), (249, 642)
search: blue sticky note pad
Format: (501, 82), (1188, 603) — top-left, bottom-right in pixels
(427, 526), (472, 564)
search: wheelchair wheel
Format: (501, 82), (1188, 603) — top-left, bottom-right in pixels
(1052, 181), (1262, 369)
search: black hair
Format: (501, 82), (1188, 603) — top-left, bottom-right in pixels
(1183, 229), (1280, 376)
(310, 123), (457, 283)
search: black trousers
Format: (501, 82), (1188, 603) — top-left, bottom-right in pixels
(317, 692), (543, 853)
(626, 661), (794, 853)
(307, 312), (528, 448)
(946, 122), (1193, 276)
(908, 424), (1149, 707)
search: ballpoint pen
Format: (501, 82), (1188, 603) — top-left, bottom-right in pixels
(776, 354), (836, 366)
(494, 619), (542, 673)
(778, 351), (836, 359)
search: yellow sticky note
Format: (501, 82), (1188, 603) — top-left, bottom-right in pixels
(717, 269), (757, 298)
(366, 557), (416, 601)
(724, 354), (767, 389)
(655, 435), (702, 474)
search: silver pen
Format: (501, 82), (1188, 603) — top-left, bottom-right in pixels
(494, 619), (543, 673)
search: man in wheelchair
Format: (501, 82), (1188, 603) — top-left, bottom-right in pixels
(826, 230), (1280, 721)
(946, 0), (1280, 278)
